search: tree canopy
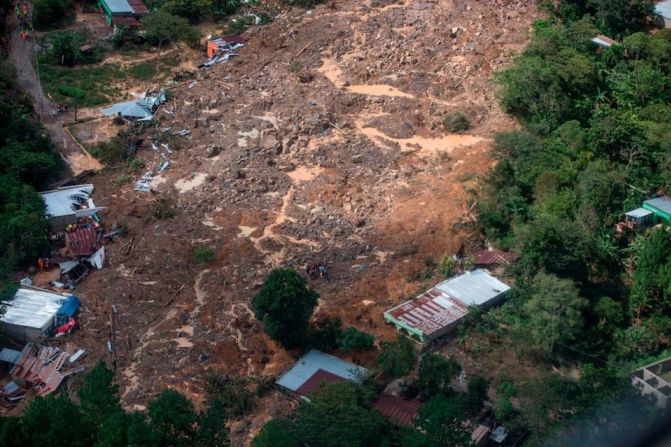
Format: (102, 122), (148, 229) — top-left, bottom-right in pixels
(252, 268), (318, 348)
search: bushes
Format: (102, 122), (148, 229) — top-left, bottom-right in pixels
(337, 327), (374, 352)
(193, 245), (215, 263)
(33, 0), (71, 30)
(443, 112), (470, 133)
(129, 63), (158, 80)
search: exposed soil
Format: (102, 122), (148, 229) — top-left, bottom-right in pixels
(26, 0), (538, 444)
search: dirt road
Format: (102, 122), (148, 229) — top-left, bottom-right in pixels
(7, 9), (101, 176)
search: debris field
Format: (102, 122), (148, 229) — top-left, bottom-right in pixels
(64, 0), (537, 443)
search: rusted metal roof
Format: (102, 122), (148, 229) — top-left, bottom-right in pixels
(373, 393), (420, 426)
(111, 16), (140, 27)
(275, 349), (369, 397)
(65, 227), (100, 256)
(388, 289), (468, 338)
(295, 369), (346, 396)
(127, 0), (148, 14)
(472, 249), (517, 266)
(10, 343), (67, 397)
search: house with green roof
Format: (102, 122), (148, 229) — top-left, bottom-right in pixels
(98, 0), (148, 27)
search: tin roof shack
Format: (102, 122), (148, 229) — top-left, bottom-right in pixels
(0, 287), (79, 343)
(275, 350), (370, 400)
(101, 90), (166, 121)
(373, 393), (420, 426)
(98, 0), (148, 26)
(39, 184), (105, 232)
(206, 35), (245, 58)
(632, 356), (671, 409)
(384, 270), (511, 344)
(656, 0), (671, 28)
(9, 343), (68, 397)
(643, 196), (671, 224)
(625, 207), (654, 227)
(591, 34), (617, 49)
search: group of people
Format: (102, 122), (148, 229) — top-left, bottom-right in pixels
(16, 1), (31, 41)
(306, 262), (329, 279)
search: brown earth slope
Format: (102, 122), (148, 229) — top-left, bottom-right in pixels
(63, 0), (537, 444)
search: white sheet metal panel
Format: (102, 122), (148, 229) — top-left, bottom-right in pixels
(0, 287), (66, 330)
(275, 349), (369, 392)
(39, 185), (94, 218)
(435, 269), (510, 306)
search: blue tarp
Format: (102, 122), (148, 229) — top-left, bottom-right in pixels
(57, 295), (80, 318)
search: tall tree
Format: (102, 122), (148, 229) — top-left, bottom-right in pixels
(416, 354), (461, 397)
(291, 381), (391, 447)
(522, 272), (587, 353)
(402, 395), (471, 447)
(378, 336), (416, 378)
(252, 269), (318, 348)
(148, 389), (197, 447)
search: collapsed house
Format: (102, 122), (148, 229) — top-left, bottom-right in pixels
(101, 90), (166, 121)
(201, 36), (245, 67)
(98, 0), (148, 27)
(384, 270), (511, 344)
(275, 349), (369, 400)
(0, 286), (80, 343)
(6, 343), (84, 397)
(39, 184), (104, 232)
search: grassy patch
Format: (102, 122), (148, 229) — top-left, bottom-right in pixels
(38, 57), (123, 107)
(193, 245), (216, 264)
(129, 62), (158, 80)
(113, 174), (131, 185)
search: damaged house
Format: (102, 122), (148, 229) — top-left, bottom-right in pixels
(101, 90), (166, 121)
(383, 269), (511, 344)
(0, 286), (80, 343)
(39, 184), (104, 231)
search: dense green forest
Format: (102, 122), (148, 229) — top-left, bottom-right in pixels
(0, 363), (231, 447)
(0, 0), (61, 294)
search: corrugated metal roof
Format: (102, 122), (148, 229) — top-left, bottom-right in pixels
(66, 227), (100, 256)
(39, 184), (94, 219)
(385, 270), (510, 339)
(373, 394), (420, 426)
(275, 350), (369, 393)
(435, 269), (510, 306)
(295, 369), (346, 395)
(0, 348), (21, 364)
(626, 207), (653, 218)
(645, 196), (671, 215)
(591, 34), (617, 48)
(101, 101), (153, 119)
(127, 0), (148, 14)
(473, 249), (517, 266)
(111, 16), (140, 27)
(1, 287), (67, 330)
(387, 289), (468, 337)
(656, 0), (671, 19)
(102, 0), (133, 13)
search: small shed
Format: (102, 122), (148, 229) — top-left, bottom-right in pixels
(655, 0), (671, 28)
(275, 350), (369, 400)
(591, 34), (617, 48)
(0, 287), (79, 343)
(625, 207), (654, 226)
(643, 196), (671, 224)
(39, 184), (104, 231)
(98, 0), (148, 26)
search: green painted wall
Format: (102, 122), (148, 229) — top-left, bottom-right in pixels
(643, 203), (671, 223)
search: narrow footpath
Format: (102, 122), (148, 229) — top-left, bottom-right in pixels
(7, 6), (101, 176)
